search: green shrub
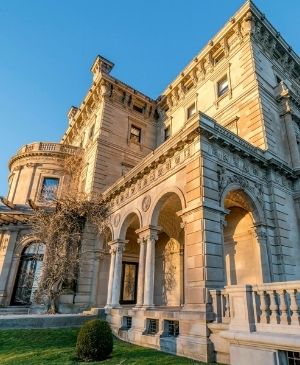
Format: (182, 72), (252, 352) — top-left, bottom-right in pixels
(76, 319), (113, 361)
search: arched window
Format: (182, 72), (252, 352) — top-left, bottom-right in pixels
(12, 242), (45, 305)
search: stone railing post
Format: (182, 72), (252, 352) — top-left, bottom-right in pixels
(226, 284), (256, 332)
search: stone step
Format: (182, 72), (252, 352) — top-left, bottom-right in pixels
(81, 307), (105, 317)
(0, 313), (101, 329)
(0, 306), (30, 316)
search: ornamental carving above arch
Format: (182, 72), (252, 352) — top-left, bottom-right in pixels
(218, 166), (264, 201)
(142, 195), (151, 212)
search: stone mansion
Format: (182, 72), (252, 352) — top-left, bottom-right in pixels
(1, 1), (300, 364)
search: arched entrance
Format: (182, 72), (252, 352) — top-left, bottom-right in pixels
(11, 242), (45, 305)
(120, 212), (141, 305)
(151, 192), (184, 307)
(223, 189), (263, 286)
(92, 226), (113, 306)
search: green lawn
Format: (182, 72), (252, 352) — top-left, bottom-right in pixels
(0, 328), (213, 365)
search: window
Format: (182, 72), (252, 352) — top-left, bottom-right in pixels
(187, 103), (196, 119)
(40, 177), (59, 201)
(214, 51), (225, 65)
(130, 125), (141, 143)
(287, 351), (300, 365)
(133, 104), (144, 114)
(217, 75), (229, 97)
(122, 316), (132, 330)
(146, 319), (158, 335)
(164, 320), (179, 337)
(164, 126), (171, 141)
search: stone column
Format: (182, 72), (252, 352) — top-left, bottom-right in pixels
(280, 86), (300, 170)
(283, 112), (300, 170)
(135, 237), (146, 307)
(0, 229), (18, 305)
(253, 224), (272, 282)
(105, 243), (116, 308)
(111, 240), (126, 308)
(143, 230), (159, 308)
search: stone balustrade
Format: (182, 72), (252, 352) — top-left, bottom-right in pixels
(16, 142), (80, 155)
(209, 281), (300, 334)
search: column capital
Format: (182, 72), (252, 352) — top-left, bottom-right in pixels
(135, 225), (161, 241)
(108, 239), (128, 253)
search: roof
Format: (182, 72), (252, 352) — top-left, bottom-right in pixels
(0, 202), (32, 227)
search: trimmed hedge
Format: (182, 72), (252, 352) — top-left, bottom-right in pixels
(76, 319), (113, 361)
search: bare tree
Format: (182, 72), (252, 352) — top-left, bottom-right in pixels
(29, 154), (108, 313)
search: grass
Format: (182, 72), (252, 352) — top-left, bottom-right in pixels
(0, 327), (214, 364)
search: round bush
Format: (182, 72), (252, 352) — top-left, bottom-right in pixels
(76, 319), (113, 361)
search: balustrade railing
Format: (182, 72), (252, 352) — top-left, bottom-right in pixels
(209, 281), (300, 333)
(253, 283), (300, 327)
(16, 142), (79, 155)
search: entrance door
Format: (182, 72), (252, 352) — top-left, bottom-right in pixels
(11, 242), (45, 305)
(120, 262), (138, 304)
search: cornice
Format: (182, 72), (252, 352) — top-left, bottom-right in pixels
(62, 70), (157, 145)
(157, 1), (252, 111)
(199, 112), (295, 179)
(102, 111), (296, 212)
(156, 1), (300, 116)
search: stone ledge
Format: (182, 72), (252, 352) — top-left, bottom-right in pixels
(220, 330), (300, 351)
(0, 313), (99, 329)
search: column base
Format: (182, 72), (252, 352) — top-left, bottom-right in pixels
(139, 304), (156, 310)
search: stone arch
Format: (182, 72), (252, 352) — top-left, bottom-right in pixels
(96, 225), (113, 252)
(118, 209), (142, 241)
(149, 186), (186, 227)
(91, 225), (113, 307)
(221, 187), (269, 285)
(149, 189), (185, 307)
(15, 234), (40, 256)
(220, 183), (265, 225)
(11, 240), (45, 306)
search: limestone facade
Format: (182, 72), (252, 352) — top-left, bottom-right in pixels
(1, 1), (300, 364)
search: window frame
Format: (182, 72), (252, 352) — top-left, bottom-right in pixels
(39, 176), (60, 202)
(186, 102), (197, 120)
(217, 75), (229, 98)
(129, 124), (142, 144)
(164, 125), (171, 141)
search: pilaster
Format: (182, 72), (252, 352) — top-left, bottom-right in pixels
(0, 229), (18, 305)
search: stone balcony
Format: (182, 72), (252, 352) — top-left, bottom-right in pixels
(16, 142), (79, 155)
(9, 142), (81, 169)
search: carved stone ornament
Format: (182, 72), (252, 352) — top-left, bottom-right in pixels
(113, 213), (121, 227)
(142, 195), (151, 212)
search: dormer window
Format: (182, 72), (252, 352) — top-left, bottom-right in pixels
(217, 75), (229, 97)
(130, 125), (141, 143)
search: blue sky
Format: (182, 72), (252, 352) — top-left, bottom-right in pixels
(0, 0), (299, 196)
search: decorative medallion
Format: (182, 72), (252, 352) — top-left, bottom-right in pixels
(142, 195), (151, 212)
(114, 213), (121, 227)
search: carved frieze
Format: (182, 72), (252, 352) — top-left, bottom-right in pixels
(108, 139), (196, 211)
(217, 165), (264, 202)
